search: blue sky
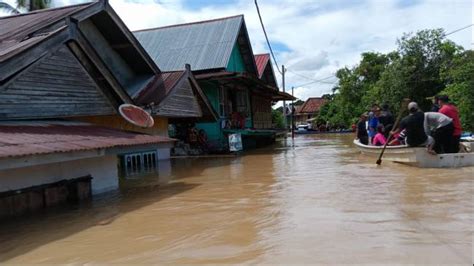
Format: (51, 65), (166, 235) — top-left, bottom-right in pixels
(1, 0), (472, 100)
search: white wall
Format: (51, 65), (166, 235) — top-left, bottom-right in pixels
(157, 148), (170, 160)
(0, 155), (118, 195)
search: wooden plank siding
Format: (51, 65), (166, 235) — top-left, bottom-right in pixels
(252, 95), (272, 129)
(0, 45), (115, 120)
(157, 79), (202, 117)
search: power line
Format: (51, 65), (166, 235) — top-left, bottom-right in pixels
(254, 0), (282, 75)
(293, 79), (338, 88)
(444, 24), (473, 37)
(288, 70), (336, 83)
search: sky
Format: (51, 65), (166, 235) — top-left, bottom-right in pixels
(1, 0), (473, 101)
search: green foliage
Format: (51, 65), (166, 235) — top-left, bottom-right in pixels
(16, 0), (51, 11)
(272, 109), (285, 129)
(440, 50), (474, 131)
(319, 28), (468, 130)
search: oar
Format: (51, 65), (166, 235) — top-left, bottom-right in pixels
(376, 99), (410, 165)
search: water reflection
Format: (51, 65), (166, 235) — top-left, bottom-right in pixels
(0, 134), (472, 264)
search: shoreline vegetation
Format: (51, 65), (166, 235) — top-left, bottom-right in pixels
(278, 29), (473, 132)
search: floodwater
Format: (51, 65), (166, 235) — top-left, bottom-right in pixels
(0, 134), (472, 264)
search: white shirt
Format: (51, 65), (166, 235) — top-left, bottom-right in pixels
(424, 112), (452, 135)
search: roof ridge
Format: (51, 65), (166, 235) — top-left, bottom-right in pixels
(133, 14), (244, 33)
(0, 1), (96, 20)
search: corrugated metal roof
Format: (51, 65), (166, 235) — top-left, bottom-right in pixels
(254, 53), (270, 79)
(0, 2), (93, 43)
(0, 3), (93, 63)
(133, 15), (243, 72)
(0, 121), (174, 159)
(298, 97), (327, 114)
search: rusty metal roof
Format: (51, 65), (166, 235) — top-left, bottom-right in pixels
(0, 121), (175, 159)
(254, 53), (270, 79)
(0, 2), (95, 63)
(0, 2), (93, 42)
(133, 15), (244, 72)
(298, 97), (327, 114)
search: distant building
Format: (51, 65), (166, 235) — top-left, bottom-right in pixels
(134, 15), (294, 151)
(292, 97), (327, 125)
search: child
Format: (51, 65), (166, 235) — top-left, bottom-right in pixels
(372, 124), (386, 146)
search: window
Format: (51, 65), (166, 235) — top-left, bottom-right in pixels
(121, 151), (158, 178)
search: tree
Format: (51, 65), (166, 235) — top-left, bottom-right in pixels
(272, 109), (285, 129)
(316, 28), (464, 128)
(441, 50), (474, 131)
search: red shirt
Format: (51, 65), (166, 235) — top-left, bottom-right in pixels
(439, 104), (462, 136)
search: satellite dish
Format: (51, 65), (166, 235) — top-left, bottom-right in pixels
(119, 104), (154, 128)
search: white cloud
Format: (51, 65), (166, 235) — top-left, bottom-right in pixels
(1, 0), (472, 102)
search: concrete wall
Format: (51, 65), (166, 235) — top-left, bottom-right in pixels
(0, 155), (118, 195)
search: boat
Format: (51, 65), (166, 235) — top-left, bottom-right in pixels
(353, 139), (474, 168)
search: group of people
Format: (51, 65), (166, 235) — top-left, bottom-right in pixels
(356, 103), (395, 146)
(356, 95), (462, 154)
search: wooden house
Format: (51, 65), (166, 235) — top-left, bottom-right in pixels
(293, 97), (327, 125)
(0, 0), (215, 216)
(134, 15), (294, 151)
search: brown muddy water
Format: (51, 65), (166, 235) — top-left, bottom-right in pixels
(0, 134), (472, 264)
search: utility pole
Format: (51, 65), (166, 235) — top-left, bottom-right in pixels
(282, 65), (287, 131)
(291, 86), (295, 142)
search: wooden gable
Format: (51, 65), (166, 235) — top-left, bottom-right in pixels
(0, 45), (115, 120)
(156, 77), (202, 118)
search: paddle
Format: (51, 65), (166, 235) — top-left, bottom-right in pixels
(376, 99), (410, 165)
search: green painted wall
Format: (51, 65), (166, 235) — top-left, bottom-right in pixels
(196, 81), (226, 150)
(227, 43), (246, 72)
(195, 44), (254, 151)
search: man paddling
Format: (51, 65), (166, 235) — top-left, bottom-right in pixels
(391, 102), (430, 148)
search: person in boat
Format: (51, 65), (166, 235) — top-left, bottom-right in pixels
(430, 95), (440, 112)
(391, 102), (430, 147)
(356, 112), (369, 145)
(373, 124), (387, 146)
(388, 129), (407, 146)
(438, 95), (462, 153)
(368, 106), (380, 144)
(379, 103), (394, 138)
(424, 112), (454, 154)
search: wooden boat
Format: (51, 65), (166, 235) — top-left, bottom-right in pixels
(353, 139), (474, 168)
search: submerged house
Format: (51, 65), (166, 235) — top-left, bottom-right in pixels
(134, 15), (294, 151)
(0, 0), (214, 216)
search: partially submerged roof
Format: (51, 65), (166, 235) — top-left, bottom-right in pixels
(134, 15), (258, 75)
(298, 97), (327, 114)
(0, 121), (174, 159)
